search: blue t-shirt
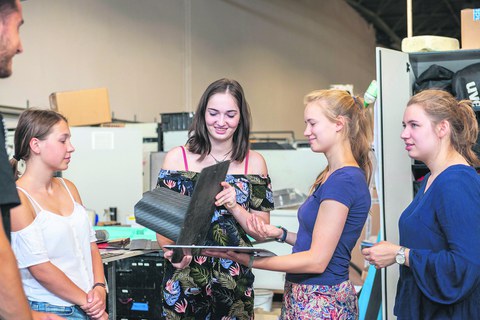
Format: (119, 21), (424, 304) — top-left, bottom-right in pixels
(395, 165), (480, 319)
(286, 166), (371, 286)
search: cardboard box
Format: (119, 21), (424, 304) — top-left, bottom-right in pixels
(461, 9), (480, 49)
(50, 88), (112, 126)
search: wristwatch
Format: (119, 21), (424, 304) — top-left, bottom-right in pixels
(275, 227), (288, 243)
(395, 246), (406, 265)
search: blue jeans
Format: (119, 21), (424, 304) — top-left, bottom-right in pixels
(29, 301), (89, 319)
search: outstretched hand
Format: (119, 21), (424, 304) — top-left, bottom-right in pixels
(246, 214), (282, 240)
(164, 249), (193, 269)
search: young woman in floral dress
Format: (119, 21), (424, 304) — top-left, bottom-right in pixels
(156, 78), (274, 320)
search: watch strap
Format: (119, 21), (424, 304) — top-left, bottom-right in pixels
(396, 246), (406, 265)
(276, 227), (288, 243)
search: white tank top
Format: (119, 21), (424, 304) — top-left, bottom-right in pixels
(11, 178), (97, 306)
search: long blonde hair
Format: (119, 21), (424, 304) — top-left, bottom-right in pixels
(407, 89), (480, 167)
(305, 89), (374, 193)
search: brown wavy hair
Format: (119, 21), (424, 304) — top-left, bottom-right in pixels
(187, 78), (251, 161)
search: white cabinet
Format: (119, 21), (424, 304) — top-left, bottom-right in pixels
(375, 48), (480, 319)
(64, 127), (143, 224)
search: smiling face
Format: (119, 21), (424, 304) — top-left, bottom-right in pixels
(36, 120), (75, 171)
(0, 0), (23, 78)
(204, 92), (241, 143)
(303, 101), (339, 154)
(401, 103), (440, 162)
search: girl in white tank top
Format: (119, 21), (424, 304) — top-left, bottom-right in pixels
(10, 109), (108, 320)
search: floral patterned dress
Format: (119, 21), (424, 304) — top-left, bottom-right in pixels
(157, 169), (274, 320)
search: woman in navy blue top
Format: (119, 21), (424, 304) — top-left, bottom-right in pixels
(207, 89), (373, 319)
(363, 89), (480, 319)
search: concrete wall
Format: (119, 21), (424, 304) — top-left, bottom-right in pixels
(1, 0), (376, 138)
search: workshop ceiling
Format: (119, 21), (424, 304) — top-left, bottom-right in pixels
(346, 0), (480, 50)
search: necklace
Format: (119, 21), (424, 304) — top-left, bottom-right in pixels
(210, 151), (231, 163)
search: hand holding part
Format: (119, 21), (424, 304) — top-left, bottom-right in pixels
(361, 241), (400, 269)
(215, 181), (238, 209)
(164, 249), (192, 269)
(203, 249), (250, 267)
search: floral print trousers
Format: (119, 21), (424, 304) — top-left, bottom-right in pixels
(281, 280), (358, 320)
(162, 256), (255, 320)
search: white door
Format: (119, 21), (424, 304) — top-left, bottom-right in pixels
(375, 47), (413, 319)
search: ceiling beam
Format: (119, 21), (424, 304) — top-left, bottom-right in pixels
(376, 0), (394, 16)
(430, 18), (454, 36)
(414, 4), (444, 35)
(346, 0), (402, 49)
(442, 0), (461, 27)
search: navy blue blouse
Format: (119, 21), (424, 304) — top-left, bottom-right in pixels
(395, 165), (480, 319)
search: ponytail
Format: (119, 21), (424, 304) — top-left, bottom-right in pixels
(305, 90), (374, 194)
(408, 90), (480, 167)
(452, 100), (480, 166)
(9, 158), (20, 180)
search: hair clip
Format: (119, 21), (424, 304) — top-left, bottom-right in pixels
(353, 96), (363, 109)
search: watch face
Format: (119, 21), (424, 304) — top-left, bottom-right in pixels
(396, 254), (406, 265)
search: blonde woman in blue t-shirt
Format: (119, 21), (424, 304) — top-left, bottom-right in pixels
(206, 89), (373, 319)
